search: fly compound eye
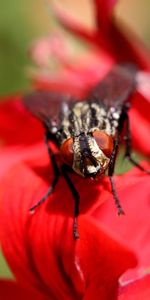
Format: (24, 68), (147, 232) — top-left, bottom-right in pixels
(92, 130), (113, 157)
(60, 138), (73, 166)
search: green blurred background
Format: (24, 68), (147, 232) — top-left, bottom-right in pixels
(0, 0), (150, 279)
(0, 0), (53, 96)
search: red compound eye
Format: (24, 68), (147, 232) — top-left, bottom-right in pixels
(93, 130), (113, 157)
(60, 138), (74, 166)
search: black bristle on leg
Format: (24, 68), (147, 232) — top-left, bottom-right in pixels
(29, 132), (60, 212)
(108, 133), (125, 215)
(29, 177), (59, 212)
(109, 176), (125, 215)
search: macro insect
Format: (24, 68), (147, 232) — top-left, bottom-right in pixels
(23, 63), (148, 239)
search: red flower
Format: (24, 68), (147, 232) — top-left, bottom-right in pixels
(0, 0), (150, 299)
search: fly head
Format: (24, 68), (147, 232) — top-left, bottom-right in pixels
(60, 130), (113, 179)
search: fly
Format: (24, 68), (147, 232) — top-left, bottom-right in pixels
(23, 63), (149, 239)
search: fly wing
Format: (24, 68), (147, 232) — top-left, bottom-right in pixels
(23, 90), (74, 130)
(88, 64), (137, 108)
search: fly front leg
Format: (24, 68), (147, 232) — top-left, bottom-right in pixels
(29, 132), (60, 212)
(61, 164), (80, 240)
(108, 134), (125, 215)
(124, 112), (150, 174)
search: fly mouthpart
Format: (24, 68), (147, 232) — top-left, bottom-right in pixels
(81, 152), (101, 178)
(83, 165), (101, 179)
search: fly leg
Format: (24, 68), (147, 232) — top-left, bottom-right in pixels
(29, 132), (60, 212)
(61, 164), (80, 240)
(124, 112), (150, 174)
(108, 134), (125, 215)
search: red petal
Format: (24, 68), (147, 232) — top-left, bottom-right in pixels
(118, 274), (150, 299)
(32, 54), (113, 96)
(0, 146), (136, 299)
(76, 217), (136, 300)
(0, 96), (43, 146)
(92, 164), (150, 278)
(30, 32), (70, 67)
(137, 71), (150, 100)
(0, 280), (48, 300)
(130, 93), (150, 156)
(0, 143), (47, 179)
(107, 22), (150, 68)
(94, 0), (117, 31)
